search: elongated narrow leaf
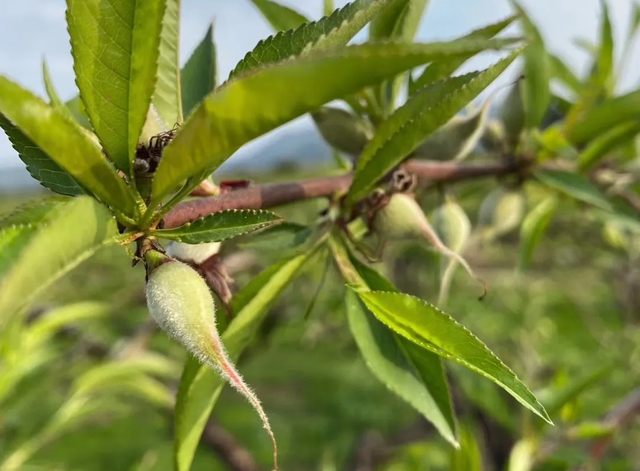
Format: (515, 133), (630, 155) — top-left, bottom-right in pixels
(0, 113), (83, 197)
(568, 89), (640, 145)
(411, 16), (516, 93)
(369, 0), (430, 111)
(152, 210), (281, 243)
(174, 250), (315, 471)
(413, 99), (491, 161)
(518, 196), (557, 271)
(324, 0), (335, 16)
(0, 225), (37, 276)
(0, 197), (117, 324)
(65, 95), (92, 129)
(349, 50), (519, 203)
(0, 197), (68, 228)
(154, 0), (182, 126)
(346, 292), (458, 445)
(154, 40), (515, 206)
(549, 54), (582, 94)
(330, 236), (457, 445)
(0, 78), (138, 217)
(356, 290), (551, 423)
(230, 0), (401, 78)
(0, 199), (69, 276)
(249, 0), (308, 32)
(535, 170), (612, 211)
(513, 3), (550, 128)
(42, 61), (67, 112)
(594, 0), (614, 94)
(577, 121), (640, 171)
(181, 24), (217, 117)
(451, 422), (482, 471)
(370, 0), (429, 42)
(67, 0), (166, 176)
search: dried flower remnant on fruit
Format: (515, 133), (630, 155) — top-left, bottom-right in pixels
(144, 250), (278, 469)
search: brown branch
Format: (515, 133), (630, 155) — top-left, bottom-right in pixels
(574, 386), (640, 470)
(162, 160), (519, 229)
(202, 421), (263, 471)
(345, 418), (434, 471)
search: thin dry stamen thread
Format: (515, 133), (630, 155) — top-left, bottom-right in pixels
(421, 223), (488, 300)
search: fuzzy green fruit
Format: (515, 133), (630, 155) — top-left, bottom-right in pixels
(312, 106), (371, 157)
(373, 192), (429, 241)
(374, 193), (485, 297)
(145, 256), (278, 468)
(478, 188), (527, 240)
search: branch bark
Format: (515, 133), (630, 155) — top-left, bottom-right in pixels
(162, 160), (519, 229)
(202, 421), (263, 471)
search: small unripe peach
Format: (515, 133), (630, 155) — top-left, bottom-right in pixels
(145, 254), (277, 468)
(374, 193), (485, 298)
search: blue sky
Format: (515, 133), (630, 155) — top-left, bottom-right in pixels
(0, 0), (638, 172)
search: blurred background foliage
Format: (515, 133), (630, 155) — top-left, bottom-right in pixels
(1, 0), (640, 470)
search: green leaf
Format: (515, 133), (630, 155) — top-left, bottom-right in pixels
(355, 290), (551, 423)
(249, 0), (308, 32)
(0, 197), (117, 325)
(24, 302), (111, 350)
(0, 77), (139, 219)
(577, 121), (640, 171)
(0, 199), (69, 277)
(0, 225), (37, 277)
(0, 197), (68, 228)
(518, 196), (557, 271)
(513, 3), (551, 128)
(229, 0), (403, 78)
(42, 61), (68, 112)
(594, 0), (615, 94)
(370, 0), (430, 42)
(154, 0), (182, 126)
(174, 250), (315, 471)
(67, 0), (166, 177)
(324, 0), (335, 16)
(153, 40), (516, 207)
(329, 236), (458, 445)
(0, 113), (83, 197)
(349, 49), (519, 203)
(549, 54), (582, 94)
(535, 170), (612, 211)
(151, 209), (282, 243)
(413, 99), (491, 161)
(344, 264), (458, 446)
(238, 222), (315, 254)
(568, 89), (640, 145)
(181, 23), (217, 117)
(411, 16), (516, 93)
(451, 422), (482, 471)
(65, 95), (92, 129)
